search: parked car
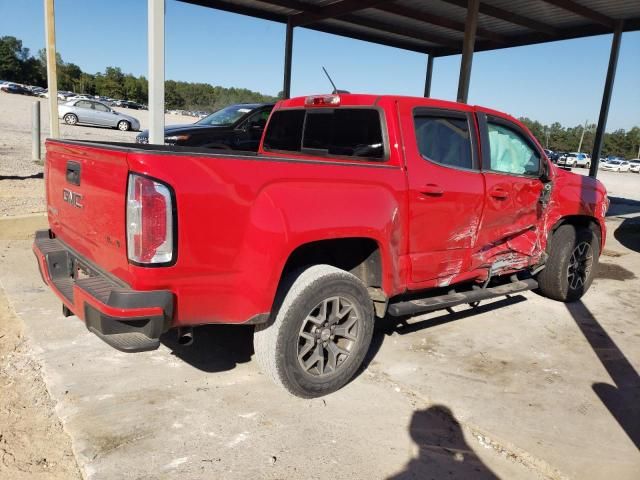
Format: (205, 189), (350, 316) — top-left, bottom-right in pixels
(117, 100), (144, 110)
(0, 83), (31, 95)
(628, 159), (640, 173)
(601, 159), (631, 172)
(59, 99), (140, 131)
(34, 93), (607, 398)
(558, 152), (590, 168)
(136, 103), (274, 151)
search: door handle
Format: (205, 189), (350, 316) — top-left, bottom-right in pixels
(66, 161), (81, 186)
(489, 187), (509, 200)
(420, 184), (444, 197)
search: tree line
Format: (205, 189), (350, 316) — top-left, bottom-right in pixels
(519, 117), (640, 160)
(0, 36), (278, 111)
(2, 35), (638, 158)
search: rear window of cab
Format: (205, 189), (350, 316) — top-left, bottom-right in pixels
(263, 108), (385, 160)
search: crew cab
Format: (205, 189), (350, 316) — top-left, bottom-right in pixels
(34, 94), (608, 398)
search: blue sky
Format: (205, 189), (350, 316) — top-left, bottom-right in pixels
(1, 0), (639, 130)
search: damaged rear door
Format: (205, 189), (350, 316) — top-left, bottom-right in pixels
(474, 111), (548, 274)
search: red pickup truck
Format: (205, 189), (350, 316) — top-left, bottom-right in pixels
(34, 94), (608, 397)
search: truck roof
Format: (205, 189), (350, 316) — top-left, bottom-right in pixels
(277, 93), (522, 127)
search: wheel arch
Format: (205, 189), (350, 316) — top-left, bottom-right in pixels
(549, 215), (603, 248)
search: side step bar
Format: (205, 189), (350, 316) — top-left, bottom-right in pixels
(387, 278), (538, 317)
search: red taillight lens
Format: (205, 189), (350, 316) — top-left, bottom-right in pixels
(126, 174), (174, 264)
(304, 94), (340, 107)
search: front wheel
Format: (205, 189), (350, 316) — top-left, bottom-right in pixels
(63, 113), (78, 125)
(585, 162), (590, 169)
(117, 120), (131, 131)
(254, 265), (374, 398)
(537, 224), (599, 302)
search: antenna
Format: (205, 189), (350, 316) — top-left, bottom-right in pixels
(322, 66), (338, 94)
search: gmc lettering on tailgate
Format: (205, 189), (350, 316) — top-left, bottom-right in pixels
(62, 188), (83, 209)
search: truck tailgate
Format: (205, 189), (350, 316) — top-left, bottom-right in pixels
(46, 141), (130, 279)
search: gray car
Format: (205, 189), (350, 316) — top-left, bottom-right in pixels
(58, 99), (141, 131)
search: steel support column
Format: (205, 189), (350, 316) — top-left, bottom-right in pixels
(148, 0), (165, 145)
(590, 21), (623, 177)
(283, 19), (294, 99)
(456, 0), (479, 103)
(424, 54), (434, 97)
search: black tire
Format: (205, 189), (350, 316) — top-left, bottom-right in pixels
(585, 162), (590, 169)
(63, 113), (78, 125)
(254, 265), (374, 398)
(537, 224), (599, 302)
(117, 120), (131, 131)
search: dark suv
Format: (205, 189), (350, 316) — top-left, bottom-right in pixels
(136, 103), (274, 151)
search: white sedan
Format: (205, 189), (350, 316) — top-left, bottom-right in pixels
(601, 160), (631, 172)
(629, 159), (640, 173)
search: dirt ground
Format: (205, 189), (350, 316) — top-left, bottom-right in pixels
(0, 285), (80, 479)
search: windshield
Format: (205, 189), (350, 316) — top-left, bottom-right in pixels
(196, 105), (255, 126)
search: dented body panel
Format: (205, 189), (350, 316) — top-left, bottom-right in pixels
(38, 94), (607, 329)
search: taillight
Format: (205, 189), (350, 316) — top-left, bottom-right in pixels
(126, 174), (174, 265)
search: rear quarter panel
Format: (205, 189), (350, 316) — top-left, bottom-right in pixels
(125, 150), (408, 326)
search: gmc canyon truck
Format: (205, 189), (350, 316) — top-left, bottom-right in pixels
(34, 94), (608, 398)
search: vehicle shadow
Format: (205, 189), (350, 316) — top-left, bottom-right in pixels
(160, 324), (254, 373)
(607, 196), (640, 217)
(387, 405), (499, 479)
(565, 301), (640, 449)
(362, 295), (527, 371)
(613, 216), (640, 253)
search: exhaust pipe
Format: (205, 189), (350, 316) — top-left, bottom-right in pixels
(177, 327), (194, 346)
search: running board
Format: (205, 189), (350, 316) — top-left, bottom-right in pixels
(387, 278), (538, 317)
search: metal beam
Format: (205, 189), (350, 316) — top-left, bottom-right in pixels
(375, 3), (508, 44)
(336, 14), (459, 49)
(590, 22), (623, 177)
(424, 54), (434, 98)
(291, 0), (387, 27)
(148, 0), (165, 145)
(44, 0), (59, 139)
(441, 0), (560, 36)
(282, 19), (293, 99)
(457, 0), (479, 103)
(540, 0), (614, 28)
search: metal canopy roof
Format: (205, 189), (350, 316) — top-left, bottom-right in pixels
(179, 0), (640, 56)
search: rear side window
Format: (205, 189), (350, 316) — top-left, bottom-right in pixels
(414, 114), (473, 169)
(263, 108), (384, 160)
(263, 110), (305, 152)
(303, 109), (383, 159)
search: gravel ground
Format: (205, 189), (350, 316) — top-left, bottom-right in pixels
(0, 93), (194, 216)
(0, 276), (81, 479)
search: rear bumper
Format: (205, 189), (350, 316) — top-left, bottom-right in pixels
(33, 229), (174, 352)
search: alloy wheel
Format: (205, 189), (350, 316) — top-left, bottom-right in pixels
(567, 241), (593, 290)
(297, 296), (360, 377)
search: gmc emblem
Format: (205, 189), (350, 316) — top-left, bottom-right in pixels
(63, 188), (83, 209)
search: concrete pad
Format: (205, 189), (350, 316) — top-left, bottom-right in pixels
(0, 213), (47, 239)
(0, 216), (638, 479)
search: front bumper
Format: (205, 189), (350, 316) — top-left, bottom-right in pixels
(33, 229), (174, 352)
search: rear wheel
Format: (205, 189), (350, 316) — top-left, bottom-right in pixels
(585, 162), (591, 169)
(117, 120), (131, 131)
(573, 161), (578, 168)
(63, 113), (78, 125)
(254, 265), (374, 398)
(537, 224), (599, 302)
